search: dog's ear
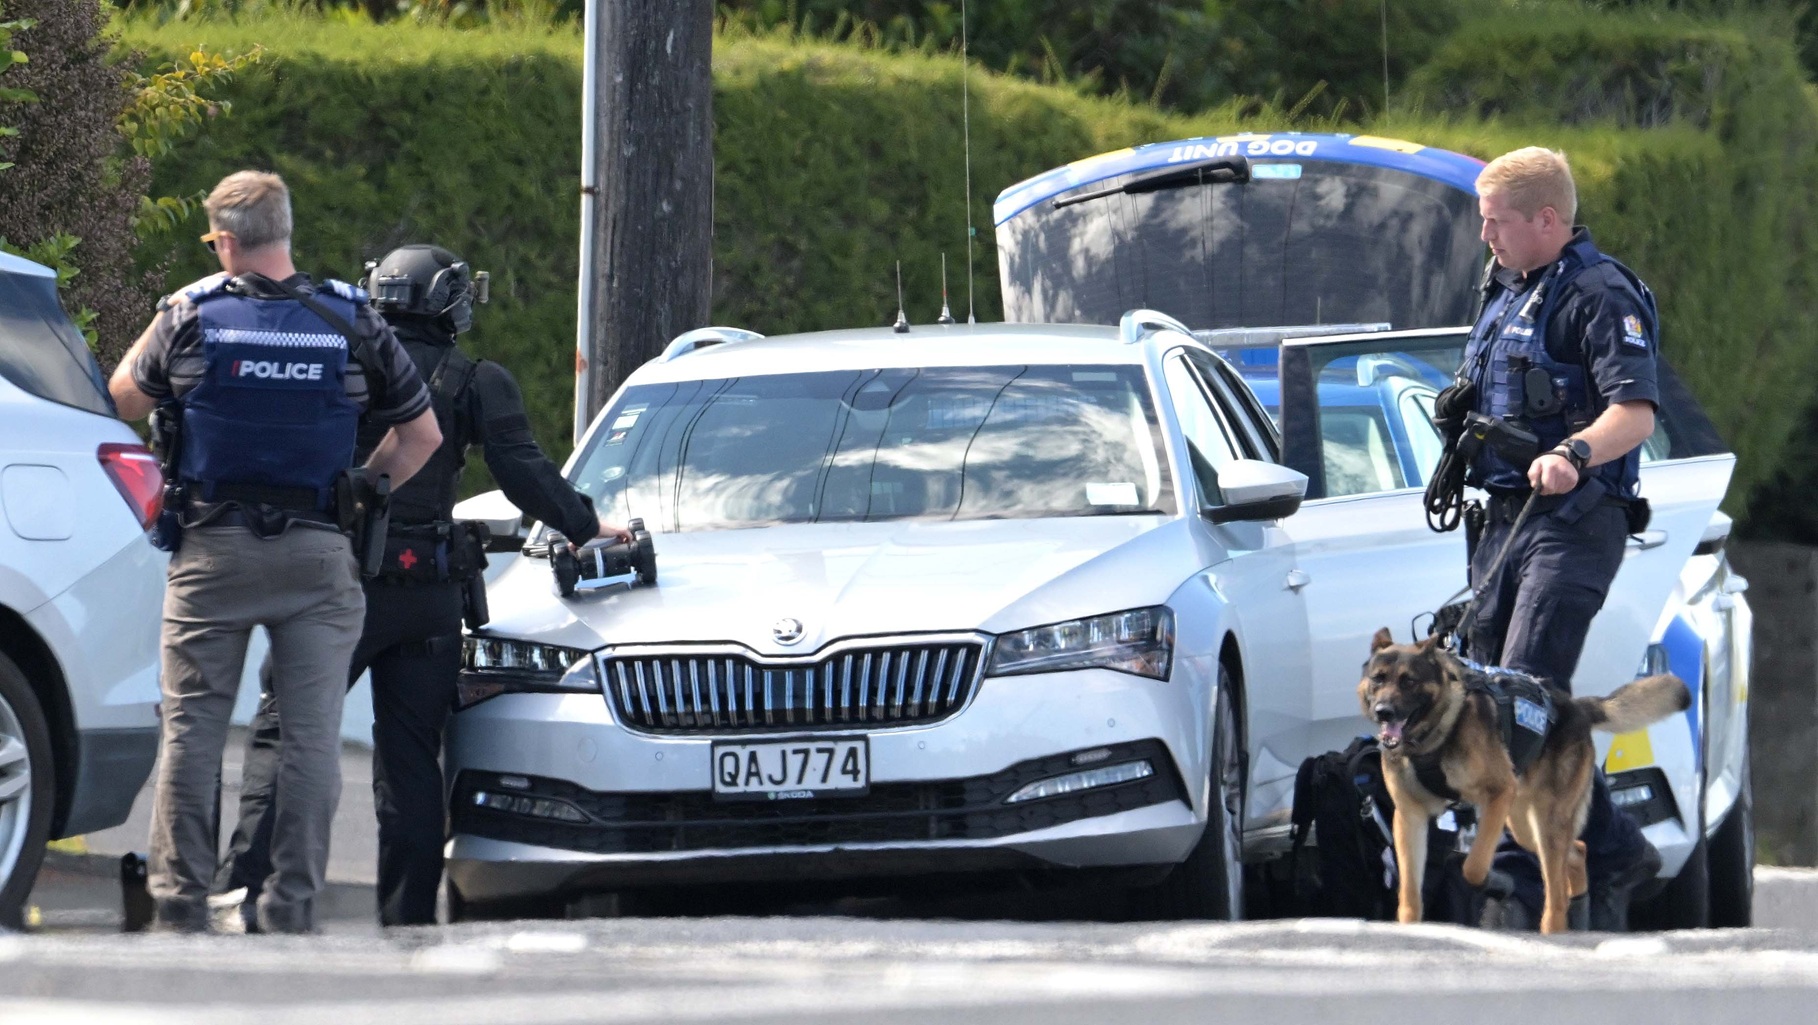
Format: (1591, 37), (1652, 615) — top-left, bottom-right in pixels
(1416, 633), (1440, 652)
(1371, 627), (1395, 653)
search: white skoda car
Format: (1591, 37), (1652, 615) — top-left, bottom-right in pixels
(444, 308), (1738, 924)
(0, 251), (166, 927)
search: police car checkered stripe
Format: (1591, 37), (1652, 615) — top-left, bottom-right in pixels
(203, 328), (346, 349)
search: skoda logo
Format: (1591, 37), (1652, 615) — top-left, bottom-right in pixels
(772, 618), (805, 645)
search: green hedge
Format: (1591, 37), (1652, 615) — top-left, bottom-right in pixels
(116, 9), (1818, 519)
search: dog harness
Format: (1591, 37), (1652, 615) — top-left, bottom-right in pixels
(1409, 661), (1558, 802)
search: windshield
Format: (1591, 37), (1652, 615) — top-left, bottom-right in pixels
(570, 365), (1176, 533)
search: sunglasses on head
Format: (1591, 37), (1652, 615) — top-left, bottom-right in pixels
(200, 229), (234, 254)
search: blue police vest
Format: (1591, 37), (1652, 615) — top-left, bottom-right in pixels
(179, 278), (365, 511)
(1461, 237), (1655, 496)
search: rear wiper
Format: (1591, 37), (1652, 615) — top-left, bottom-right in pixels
(1051, 156), (1251, 210)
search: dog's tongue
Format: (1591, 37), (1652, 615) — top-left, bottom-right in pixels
(1380, 721), (1404, 745)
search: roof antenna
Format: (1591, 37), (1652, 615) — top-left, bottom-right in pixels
(1379, 0), (1391, 113)
(893, 260), (910, 333)
(961, 0), (977, 323)
(938, 253), (956, 325)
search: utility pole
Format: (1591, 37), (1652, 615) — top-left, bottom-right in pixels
(575, 0), (715, 442)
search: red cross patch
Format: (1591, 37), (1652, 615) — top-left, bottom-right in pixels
(397, 547), (418, 571)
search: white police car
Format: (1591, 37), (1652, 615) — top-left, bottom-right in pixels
(0, 251), (165, 927)
(994, 131), (1753, 928)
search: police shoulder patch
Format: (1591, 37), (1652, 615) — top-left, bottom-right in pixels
(161, 272), (231, 310)
(1621, 313), (1648, 350)
(322, 278), (371, 304)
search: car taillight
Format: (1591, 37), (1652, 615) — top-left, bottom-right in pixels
(97, 443), (164, 531)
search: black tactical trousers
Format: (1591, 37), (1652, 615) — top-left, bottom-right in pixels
(216, 580), (464, 926)
(1467, 495), (1650, 908)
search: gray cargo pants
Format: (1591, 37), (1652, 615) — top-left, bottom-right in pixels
(147, 523), (364, 931)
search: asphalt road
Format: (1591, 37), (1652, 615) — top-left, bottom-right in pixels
(18, 739), (1818, 1024)
(8, 909), (1818, 1024)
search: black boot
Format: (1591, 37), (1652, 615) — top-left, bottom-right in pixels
(1589, 839), (1663, 932)
(1477, 867), (1537, 931)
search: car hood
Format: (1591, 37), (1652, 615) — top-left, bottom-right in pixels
(480, 516), (1196, 655)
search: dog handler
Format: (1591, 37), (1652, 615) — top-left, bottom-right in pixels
(109, 171), (441, 932)
(1433, 147), (1662, 930)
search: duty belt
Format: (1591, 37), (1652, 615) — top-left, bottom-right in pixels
(185, 500), (338, 536)
(376, 520), (487, 584)
(1484, 488), (1635, 526)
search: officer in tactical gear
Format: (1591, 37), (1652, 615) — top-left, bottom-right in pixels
(211, 242), (625, 927)
(108, 171), (442, 934)
(1440, 147), (1663, 931)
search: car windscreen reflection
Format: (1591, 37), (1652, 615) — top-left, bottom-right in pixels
(571, 365), (1178, 532)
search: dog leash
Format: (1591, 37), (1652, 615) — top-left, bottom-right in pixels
(1447, 488), (1542, 653)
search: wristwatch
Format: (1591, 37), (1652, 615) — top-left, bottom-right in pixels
(1552, 437), (1592, 471)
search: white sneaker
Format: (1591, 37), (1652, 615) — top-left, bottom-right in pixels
(207, 888), (253, 935)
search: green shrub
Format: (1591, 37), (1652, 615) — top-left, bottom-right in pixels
(0, 0), (155, 353)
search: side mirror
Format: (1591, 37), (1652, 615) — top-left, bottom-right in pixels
(1204, 459), (1308, 523)
(453, 489), (528, 552)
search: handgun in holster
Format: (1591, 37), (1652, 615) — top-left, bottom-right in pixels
(335, 468), (392, 579)
(147, 403), (187, 553)
(459, 521), (492, 629)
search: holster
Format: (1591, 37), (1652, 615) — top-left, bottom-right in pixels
(459, 522), (492, 628)
(148, 404), (186, 553)
(1463, 500), (1485, 563)
(334, 469), (391, 579)
(1624, 496), (1652, 534)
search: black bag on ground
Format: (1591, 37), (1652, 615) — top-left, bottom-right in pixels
(1289, 736), (1477, 922)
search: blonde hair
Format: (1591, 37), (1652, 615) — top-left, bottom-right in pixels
(203, 170), (293, 250)
(1477, 147), (1577, 225)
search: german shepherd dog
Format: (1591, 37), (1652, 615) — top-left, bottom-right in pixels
(1358, 628), (1689, 934)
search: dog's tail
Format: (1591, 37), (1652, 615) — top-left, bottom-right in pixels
(1578, 674), (1691, 735)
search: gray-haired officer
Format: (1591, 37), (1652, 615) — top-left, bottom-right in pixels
(109, 171), (442, 933)
(212, 243), (625, 927)
(1437, 147), (1662, 930)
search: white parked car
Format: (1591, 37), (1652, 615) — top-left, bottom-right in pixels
(0, 251), (166, 927)
(444, 304), (1740, 924)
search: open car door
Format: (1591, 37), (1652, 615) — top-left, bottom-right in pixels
(1274, 328), (1735, 756)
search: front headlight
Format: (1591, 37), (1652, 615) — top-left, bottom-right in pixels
(986, 607), (1174, 681)
(458, 637), (598, 708)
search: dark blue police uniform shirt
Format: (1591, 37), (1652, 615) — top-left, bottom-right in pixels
(1489, 227), (1661, 412)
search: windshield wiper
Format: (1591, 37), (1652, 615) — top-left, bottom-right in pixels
(1051, 156), (1251, 210)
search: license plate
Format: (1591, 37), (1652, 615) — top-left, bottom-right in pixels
(711, 738), (869, 801)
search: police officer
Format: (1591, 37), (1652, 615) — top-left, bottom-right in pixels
(1438, 147), (1662, 931)
(211, 243), (623, 927)
(108, 171), (442, 933)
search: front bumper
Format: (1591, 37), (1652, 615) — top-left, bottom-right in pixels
(445, 663), (1217, 899)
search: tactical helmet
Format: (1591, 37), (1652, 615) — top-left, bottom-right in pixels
(364, 243), (485, 334)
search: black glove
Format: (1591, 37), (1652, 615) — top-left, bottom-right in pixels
(1432, 381), (1475, 440)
